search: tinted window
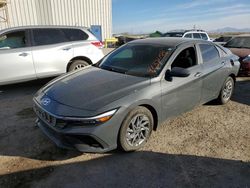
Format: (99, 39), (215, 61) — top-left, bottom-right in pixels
(184, 33), (192, 38)
(171, 47), (197, 69)
(193, 33), (201, 39)
(216, 46), (227, 57)
(163, 32), (184, 37)
(214, 36), (232, 42)
(200, 33), (208, 40)
(199, 44), (220, 64)
(224, 37), (250, 48)
(33, 29), (68, 46)
(97, 44), (174, 77)
(0, 31), (26, 49)
(62, 29), (89, 41)
(114, 49), (133, 58)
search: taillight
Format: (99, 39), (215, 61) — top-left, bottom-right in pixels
(91, 41), (104, 48)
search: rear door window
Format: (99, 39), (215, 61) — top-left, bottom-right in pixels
(0, 30), (27, 49)
(62, 29), (89, 41)
(193, 33), (201, 39)
(199, 44), (220, 64)
(32, 29), (69, 46)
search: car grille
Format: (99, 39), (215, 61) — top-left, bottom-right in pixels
(34, 104), (56, 127)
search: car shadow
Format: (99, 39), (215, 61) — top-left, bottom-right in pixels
(0, 76), (82, 161)
(0, 77), (56, 100)
(0, 151), (249, 188)
(204, 78), (250, 106)
(231, 78), (250, 106)
(0, 123), (82, 161)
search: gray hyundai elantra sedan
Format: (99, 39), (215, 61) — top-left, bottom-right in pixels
(33, 38), (240, 152)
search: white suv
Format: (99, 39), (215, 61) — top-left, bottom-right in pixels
(163, 30), (211, 41)
(0, 26), (104, 85)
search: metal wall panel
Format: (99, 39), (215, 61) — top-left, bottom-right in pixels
(0, 0), (112, 39)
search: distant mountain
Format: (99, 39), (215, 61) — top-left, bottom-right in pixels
(209, 27), (250, 33)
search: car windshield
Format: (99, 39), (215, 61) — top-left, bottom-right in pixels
(214, 36), (232, 42)
(163, 32), (184, 37)
(224, 37), (250, 48)
(96, 43), (174, 77)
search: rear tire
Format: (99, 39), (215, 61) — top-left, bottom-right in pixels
(119, 106), (153, 152)
(68, 60), (89, 72)
(217, 76), (234, 104)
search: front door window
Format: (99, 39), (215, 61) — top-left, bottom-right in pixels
(0, 31), (26, 49)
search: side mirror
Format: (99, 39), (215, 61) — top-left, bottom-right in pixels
(165, 67), (190, 78)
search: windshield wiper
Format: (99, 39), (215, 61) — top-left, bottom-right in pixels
(126, 70), (154, 78)
(101, 65), (127, 74)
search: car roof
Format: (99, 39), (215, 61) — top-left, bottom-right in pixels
(128, 37), (211, 47)
(0, 25), (89, 32)
(185, 31), (207, 34)
(165, 30), (207, 34)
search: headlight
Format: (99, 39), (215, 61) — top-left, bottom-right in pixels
(88, 109), (117, 123)
(56, 109), (118, 127)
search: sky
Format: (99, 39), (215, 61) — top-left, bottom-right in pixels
(112, 0), (250, 34)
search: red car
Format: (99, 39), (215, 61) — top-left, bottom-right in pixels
(224, 35), (250, 76)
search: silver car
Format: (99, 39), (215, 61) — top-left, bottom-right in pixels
(0, 26), (104, 85)
(33, 38), (240, 153)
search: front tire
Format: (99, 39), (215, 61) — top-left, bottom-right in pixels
(119, 106), (153, 152)
(217, 76), (234, 104)
(68, 60), (89, 72)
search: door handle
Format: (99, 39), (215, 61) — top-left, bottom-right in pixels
(19, 52), (29, 57)
(230, 59), (234, 66)
(62, 48), (71, 51)
(221, 61), (225, 65)
(194, 72), (202, 77)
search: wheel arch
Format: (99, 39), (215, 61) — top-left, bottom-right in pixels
(228, 73), (236, 84)
(139, 104), (159, 131)
(67, 56), (93, 72)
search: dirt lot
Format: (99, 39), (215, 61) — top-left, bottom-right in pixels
(0, 75), (249, 188)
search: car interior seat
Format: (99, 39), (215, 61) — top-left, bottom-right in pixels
(172, 48), (196, 68)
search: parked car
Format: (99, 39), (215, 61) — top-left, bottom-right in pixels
(0, 26), (104, 85)
(33, 38), (239, 153)
(224, 35), (250, 76)
(213, 36), (233, 46)
(116, 35), (145, 46)
(163, 29), (211, 41)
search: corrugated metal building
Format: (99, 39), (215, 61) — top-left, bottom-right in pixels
(0, 0), (112, 40)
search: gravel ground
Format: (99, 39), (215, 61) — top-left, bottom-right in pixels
(0, 65), (249, 187)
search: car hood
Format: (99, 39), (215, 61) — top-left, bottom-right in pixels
(43, 66), (150, 111)
(228, 48), (250, 58)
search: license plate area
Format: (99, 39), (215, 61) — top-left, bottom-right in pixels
(34, 105), (56, 127)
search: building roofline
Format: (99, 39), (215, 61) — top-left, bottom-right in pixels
(0, 25), (89, 32)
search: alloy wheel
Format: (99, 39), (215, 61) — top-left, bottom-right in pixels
(126, 114), (150, 147)
(222, 79), (233, 101)
(74, 64), (86, 70)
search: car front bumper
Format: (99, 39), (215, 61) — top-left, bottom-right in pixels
(33, 100), (124, 153)
(36, 119), (116, 153)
